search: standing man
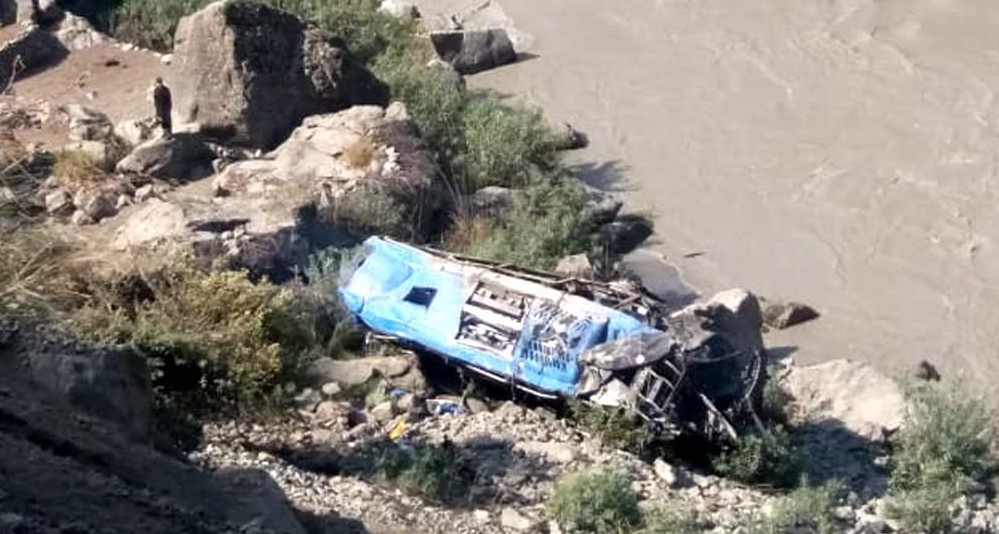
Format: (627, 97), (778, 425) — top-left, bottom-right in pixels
(151, 77), (173, 138)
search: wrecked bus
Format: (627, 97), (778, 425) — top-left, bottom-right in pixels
(338, 237), (766, 441)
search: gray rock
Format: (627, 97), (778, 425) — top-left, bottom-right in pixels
(45, 188), (73, 215)
(551, 122), (588, 151)
(468, 185), (520, 216)
(653, 458), (679, 487)
(465, 397), (490, 414)
(762, 300), (820, 329)
(134, 184), (156, 203)
(320, 381), (342, 397)
(783, 360), (905, 441)
(554, 253), (594, 279)
(293, 388), (321, 410)
(597, 215), (653, 254)
(115, 133), (215, 180)
(581, 197), (623, 228)
(708, 288), (764, 350)
(70, 208), (94, 225)
(62, 104), (113, 142)
(171, 0), (386, 149)
(426, 58), (465, 89)
(308, 355), (412, 386)
(115, 194), (132, 209)
(115, 117), (158, 147)
(378, 0), (419, 19)
(111, 107), (441, 278)
(500, 508), (537, 532)
(74, 189), (116, 221)
(54, 13), (107, 50)
(513, 441), (577, 464)
(429, 28), (517, 75)
(370, 401), (396, 423)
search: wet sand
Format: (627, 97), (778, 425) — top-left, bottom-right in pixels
(418, 0), (999, 384)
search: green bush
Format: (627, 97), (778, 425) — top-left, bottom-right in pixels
(885, 382), (998, 533)
(461, 179), (595, 270)
(569, 402), (654, 455)
(546, 468), (642, 534)
(634, 506), (700, 534)
(713, 426), (802, 487)
(750, 480), (842, 534)
(112, 0), (212, 50)
(456, 95), (559, 190)
(73, 265), (330, 414)
(760, 371), (793, 426)
(373, 442), (472, 504)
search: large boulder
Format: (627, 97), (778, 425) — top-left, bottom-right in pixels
(171, 0), (386, 149)
(782, 359), (905, 441)
(61, 104), (113, 141)
(115, 133), (216, 180)
(429, 28), (517, 75)
(112, 105), (442, 278)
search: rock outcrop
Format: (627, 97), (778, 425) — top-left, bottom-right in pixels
(116, 133), (216, 180)
(171, 0), (386, 149)
(112, 105), (441, 278)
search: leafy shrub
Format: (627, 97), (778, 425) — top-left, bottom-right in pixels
(373, 442), (472, 504)
(885, 382), (998, 533)
(760, 371), (793, 426)
(112, 0), (212, 50)
(456, 95), (559, 190)
(635, 506), (701, 534)
(713, 426), (802, 487)
(460, 179), (595, 270)
(750, 480), (842, 534)
(546, 468), (642, 534)
(569, 402), (654, 455)
(73, 264), (331, 414)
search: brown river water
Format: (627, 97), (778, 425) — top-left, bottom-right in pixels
(417, 0), (999, 385)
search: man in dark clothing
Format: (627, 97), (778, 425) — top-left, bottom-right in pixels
(152, 77), (172, 138)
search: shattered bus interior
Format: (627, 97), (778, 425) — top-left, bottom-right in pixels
(339, 237), (767, 442)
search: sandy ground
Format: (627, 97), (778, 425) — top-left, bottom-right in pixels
(2, 33), (168, 148)
(417, 0), (999, 385)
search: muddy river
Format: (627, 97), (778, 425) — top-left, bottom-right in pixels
(418, 0), (999, 384)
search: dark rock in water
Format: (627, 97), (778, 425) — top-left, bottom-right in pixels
(172, 0), (386, 149)
(115, 133), (215, 180)
(552, 122), (588, 151)
(762, 301), (820, 329)
(597, 215), (653, 254)
(582, 197), (623, 228)
(915, 360), (941, 382)
(0, 26), (68, 88)
(429, 28), (517, 75)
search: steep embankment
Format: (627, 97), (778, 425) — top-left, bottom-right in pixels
(420, 0), (999, 385)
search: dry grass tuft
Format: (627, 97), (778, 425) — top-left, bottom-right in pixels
(444, 212), (494, 252)
(52, 150), (107, 187)
(343, 137), (377, 169)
